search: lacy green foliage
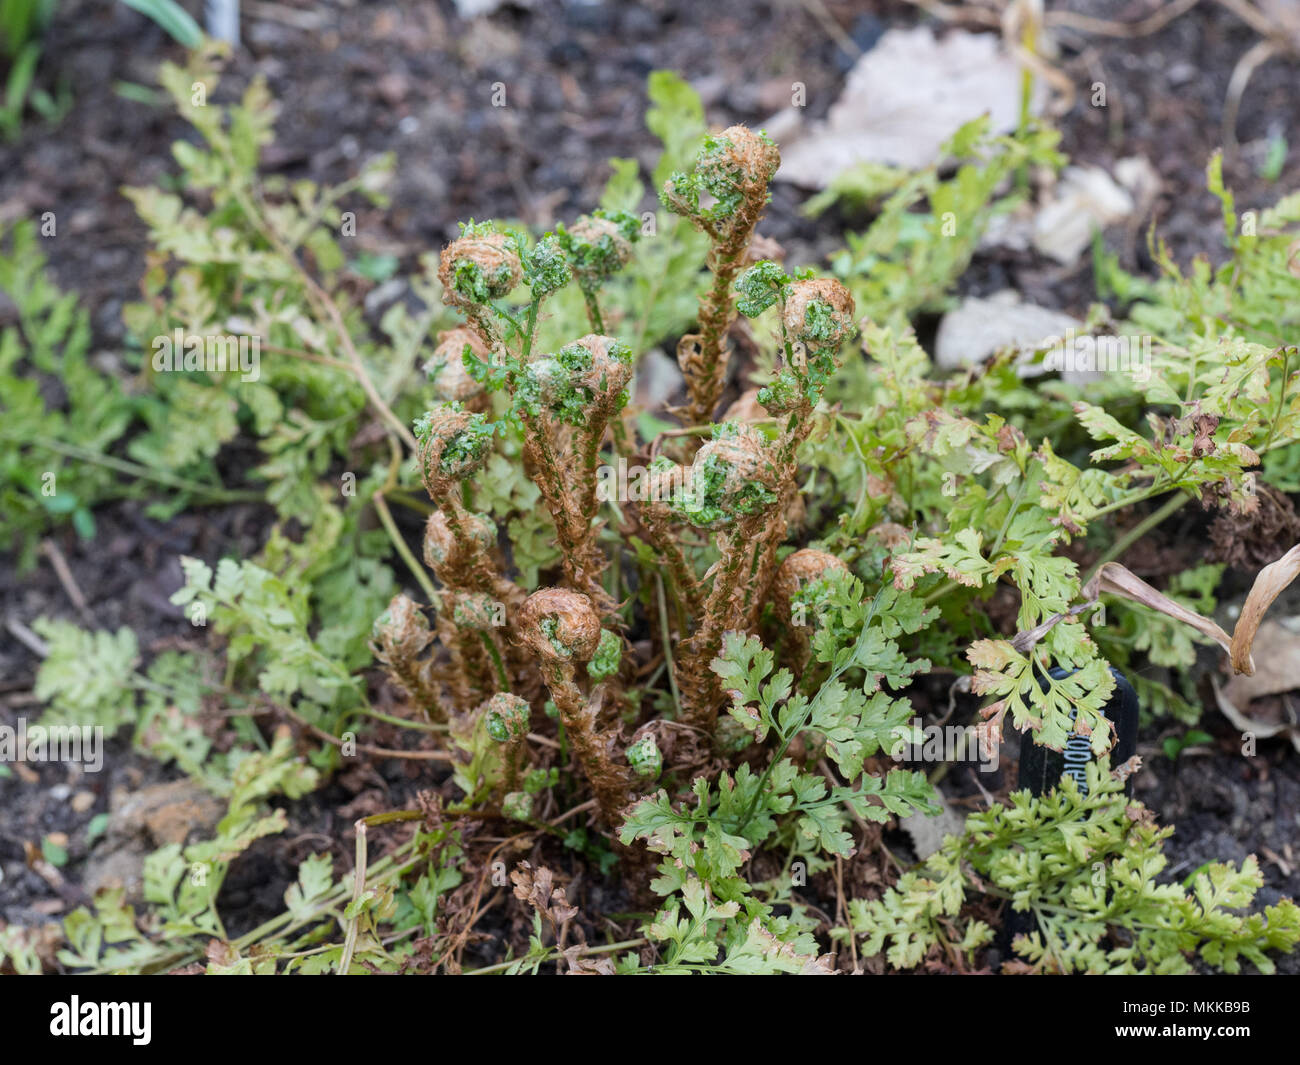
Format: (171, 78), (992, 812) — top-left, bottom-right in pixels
(52, 762), (455, 974)
(108, 42), (465, 528)
(31, 614), (314, 791)
(32, 620), (142, 732)
(32, 618), (232, 778)
(32, 719), (321, 973)
(734, 259), (789, 318)
(848, 765), (1300, 974)
(813, 117), (1064, 327)
(619, 575), (936, 968)
(16, 634), (468, 975)
(0, 222), (141, 567)
(170, 554), (369, 752)
(1097, 153), (1300, 492)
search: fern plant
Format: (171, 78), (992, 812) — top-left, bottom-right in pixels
(6, 49), (1300, 976)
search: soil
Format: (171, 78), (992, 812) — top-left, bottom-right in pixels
(2, 0), (1299, 972)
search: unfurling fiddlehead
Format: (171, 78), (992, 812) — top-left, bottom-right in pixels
(662, 126), (780, 430)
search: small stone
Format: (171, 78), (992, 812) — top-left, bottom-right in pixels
(82, 779), (224, 901)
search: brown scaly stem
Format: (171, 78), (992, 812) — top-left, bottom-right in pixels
(521, 411), (582, 545)
(438, 224), (634, 618)
(518, 589), (631, 825)
(677, 511), (769, 729)
(518, 335), (632, 616)
(633, 460), (703, 628)
(541, 663), (630, 825)
(436, 613), (475, 715)
(740, 278), (860, 625)
(519, 413), (611, 613)
(669, 423), (782, 729)
(450, 615), (496, 713)
(676, 265), (743, 427)
(661, 126), (781, 433)
(742, 431), (810, 629)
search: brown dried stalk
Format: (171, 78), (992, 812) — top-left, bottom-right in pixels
(1015, 543), (1300, 679)
(1083, 544), (1300, 675)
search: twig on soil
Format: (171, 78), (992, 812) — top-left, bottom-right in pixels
(40, 539), (95, 627)
(278, 702), (454, 762)
(462, 937), (649, 976)
(337, 820), (368, 975)
(5, 616), (50, 658)
(1223, 37), (1281, 154)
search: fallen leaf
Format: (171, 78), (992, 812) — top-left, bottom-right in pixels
(1220, 619), (1300, 705)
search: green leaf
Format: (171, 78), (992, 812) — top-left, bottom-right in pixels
(119, 0), (203, 48)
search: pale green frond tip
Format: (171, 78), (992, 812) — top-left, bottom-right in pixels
(586, 629), (622, 680)
(626, 735), (662, 779)
(501, 791), (533, 821)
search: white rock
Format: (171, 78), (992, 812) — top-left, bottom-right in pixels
(1032, 166), (1134, 265)
(934, 290), (1081, 373)
(777, 27), (1039, 186)
(981, 158), (1158, 267)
